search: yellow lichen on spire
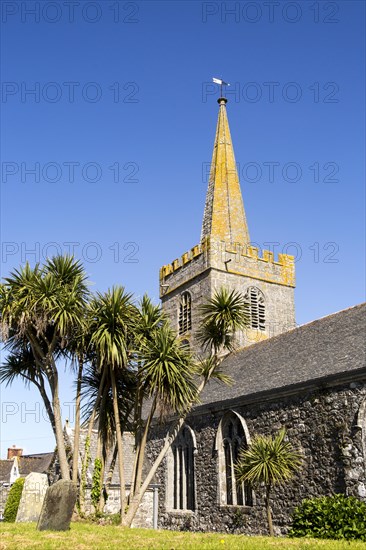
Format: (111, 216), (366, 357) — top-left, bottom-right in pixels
(201, 98), (250, 246)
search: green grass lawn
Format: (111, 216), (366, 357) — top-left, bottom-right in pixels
(1, 523), (366, 550)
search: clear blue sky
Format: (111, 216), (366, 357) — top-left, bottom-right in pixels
(1, 1), (365, 456)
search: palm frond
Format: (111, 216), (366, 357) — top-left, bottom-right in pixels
(235, 428), (302, 488)
(195, 355), (233, 386)
(88, 286), (136, 369)
(196, 288), (249, 354)
(138, 323), (199, 415)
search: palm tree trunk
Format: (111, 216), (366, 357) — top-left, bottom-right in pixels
(110, 365), (126, 522)
(122, 366), (215, 527)
(52, 378), (71, 480)
(122, 417), (185, 527)
(72, 356), (83, 483)
(24, 374), (57, 439)
(130, 373), (143, 500)
(96, 385), (108, 513)
(131, 394), (157, 500)
(79, 367), (107, 513)
(105, 442), (118, 496)
(265, 484), (274, 536)
(98, 440), (108, 513)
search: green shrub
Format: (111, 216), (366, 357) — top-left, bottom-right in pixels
(3, 477), (25, 522)
(289, 494), (366, 541)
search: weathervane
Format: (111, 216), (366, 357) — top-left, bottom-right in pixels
(213, 77), (230, 98)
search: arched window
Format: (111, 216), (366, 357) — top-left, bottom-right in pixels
(216, 412), (253, 507)
(179, 292), (192, 335)
(244, 287), (265, 331)
(169, 425), (196, 511)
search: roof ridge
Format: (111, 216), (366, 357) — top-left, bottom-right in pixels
(228, 302), (366, 358)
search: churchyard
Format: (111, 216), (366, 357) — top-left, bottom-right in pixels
(1, 523), (366, 550)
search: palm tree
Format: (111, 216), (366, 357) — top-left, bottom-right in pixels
(129, 295), (165, 501)
(197, 287), (249, 355)
(0, 256), (89, 480)
(129, 298), (197, 497)
(122, 320), (198, 526)
(80, 357), (136, 512)
(68, 328), (94, 486)
(235, 428), (302, 536)
(123, 287), (248, 527)
(87, 286), (136, 519)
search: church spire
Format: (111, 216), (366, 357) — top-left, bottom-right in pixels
(201, 98), (250, 246)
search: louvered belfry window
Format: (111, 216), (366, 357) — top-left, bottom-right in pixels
(179, 292), (192, 335)
(244, 287), (265, 331)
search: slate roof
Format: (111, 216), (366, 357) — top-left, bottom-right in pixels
(197, 303), (366, 411)
(0, 460), (13, 483)
(18, 453), (54, 476)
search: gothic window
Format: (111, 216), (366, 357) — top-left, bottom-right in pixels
(244, 287), (265, 331)
(170, 425), (196, 511)
(179, 292), (192, 335)
(217, 412), (253, 507)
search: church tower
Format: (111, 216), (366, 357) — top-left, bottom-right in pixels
(160, 97), (296, 353)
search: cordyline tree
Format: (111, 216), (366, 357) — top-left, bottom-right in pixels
(235, 428), (302, 536)
(79, 287), (137, 514)
(80, 358), (136, 513)
(0, 256), (89, 480)
(83, 287), (136, 516)
(120, 287), (249, 527)
(78, 292), (199, 524)
(1, 254), (250, 527)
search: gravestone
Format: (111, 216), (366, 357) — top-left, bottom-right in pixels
(37, 480), (77, 531)
(16, 472), (48, 523)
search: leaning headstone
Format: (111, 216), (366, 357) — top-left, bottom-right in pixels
(37, 480), (77, 531)
(16, 472), (48, 523)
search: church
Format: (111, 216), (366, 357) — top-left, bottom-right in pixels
(8, 94), (363, 534)
(147, 96), (366, 534)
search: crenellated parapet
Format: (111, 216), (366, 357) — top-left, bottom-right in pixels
(160, 243), (205, 280)
(160, 238), (295, 297)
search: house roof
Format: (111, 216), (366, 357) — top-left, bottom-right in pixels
(197, 303), (366, 411)
(18, 453), (54, 476)
(0, 460), (14, 483)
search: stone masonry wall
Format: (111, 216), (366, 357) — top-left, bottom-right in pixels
(83, 486), (154, 528)
(147, 381), (366, 535)
(162, 270), (211, 353)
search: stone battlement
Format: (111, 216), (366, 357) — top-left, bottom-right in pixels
(159, 238), (295, 297)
